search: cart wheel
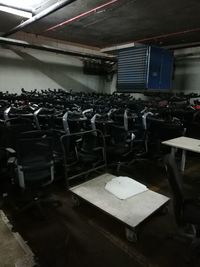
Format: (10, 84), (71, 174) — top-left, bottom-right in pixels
(125, 227), (138, 243)
(71, 195), (80, 207)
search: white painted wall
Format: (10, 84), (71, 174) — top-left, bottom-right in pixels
(3, 31), (199, 96)
(173, 46), (200, 93)
(0, 45), (106, 94)
(0, 32), (112, 94)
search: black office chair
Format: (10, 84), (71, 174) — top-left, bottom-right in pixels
(164, 154), (200, 265)
(13, 136), (60, 215)
(21, 129), (64, 178)
(61, 129), (106, 187)
(3, 118), (34, 150)
(106, 123), (135, 173)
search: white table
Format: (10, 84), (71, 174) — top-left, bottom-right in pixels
(70, 173), (169, 241)
(162, 136), (200, 172)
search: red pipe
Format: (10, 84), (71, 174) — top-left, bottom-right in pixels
(133, 27), (200, 43)
(44, 0), (120, 32)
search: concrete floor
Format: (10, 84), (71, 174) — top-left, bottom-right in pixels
(2, 155), (200, 267)
(0, 210), (35, 267)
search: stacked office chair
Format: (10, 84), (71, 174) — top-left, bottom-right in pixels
(61, 129), (106, 187)
(20, 129), (64, 178)
(2, 117), (34, 150)
(186, 110), (200, 139)
(164, 154), (200, 266)
(105, 109), (138, 172)
(147, 115), (185, 156)
(10, 135), (60, 215)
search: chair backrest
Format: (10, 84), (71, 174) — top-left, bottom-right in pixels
(164, 154), (184, 224)
(61, 129), (106, 185)
(16, 136), (54, 188)
(3, 118), (34, 149)
(109, 124), (128, 144)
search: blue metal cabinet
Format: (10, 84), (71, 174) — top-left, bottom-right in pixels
(117, 45), (174, 92)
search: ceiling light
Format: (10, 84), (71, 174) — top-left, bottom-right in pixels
(0, 0), (44, 9)
(0, 5), (32, 18)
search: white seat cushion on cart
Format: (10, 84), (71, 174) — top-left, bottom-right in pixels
(105, 176), (148, 200)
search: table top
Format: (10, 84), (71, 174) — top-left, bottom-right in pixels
(162, 136), (200, 153)
(70, 173), (169, 228)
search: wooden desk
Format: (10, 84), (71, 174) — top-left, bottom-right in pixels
(70, 173), (169, 241)
(162, 136), (200, 172)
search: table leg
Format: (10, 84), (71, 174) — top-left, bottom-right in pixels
(181, 149), (186, 172)
(125, 227), (138, 242)
(171, 147), (176, 157)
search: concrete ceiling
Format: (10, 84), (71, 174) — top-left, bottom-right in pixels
(0, 0), (200, 48)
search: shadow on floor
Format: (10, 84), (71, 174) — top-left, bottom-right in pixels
(3, 156), (200, 267)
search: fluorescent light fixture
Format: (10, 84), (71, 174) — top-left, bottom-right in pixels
(0, 5), (32, 18)
(1, 0), (43, 9)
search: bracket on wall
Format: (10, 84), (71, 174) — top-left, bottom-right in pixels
(83, 58), (116, 76)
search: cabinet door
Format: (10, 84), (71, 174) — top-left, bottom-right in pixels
(147, 46), (162, 89)
(160, 49), (174, 89)
(148, 46), (174, 90)
(117, 46), (148, 92)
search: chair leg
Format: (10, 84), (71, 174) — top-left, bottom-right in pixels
(117, 161), (121, 175)
(189, 238), (200, 267)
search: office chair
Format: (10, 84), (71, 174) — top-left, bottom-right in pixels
(186, 110), (200, 139)
(61, 129), (106, 187)
(20, 129), (65, 175)
(106, 118), (136, 173)
(13, 136), (60, 215)
(164, 154), (200, 265)
(1, 118), (34, 151)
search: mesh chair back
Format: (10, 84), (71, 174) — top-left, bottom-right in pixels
(16, 136), (54, 188)
(3, 118), (34, 149)
(17, 137), (53, 165)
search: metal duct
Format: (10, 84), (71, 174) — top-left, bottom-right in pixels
(0, 36), (116, 61)
(2, 0), (77, 37)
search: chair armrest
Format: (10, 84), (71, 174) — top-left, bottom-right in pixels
(6, 148), (16, 154)
(7, 157), (16, 165)
(93, 147), (103, 151)
(65, 160), (79, 167)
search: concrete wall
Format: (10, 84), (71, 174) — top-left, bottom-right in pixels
(2, 31), (199, 96)
(0, 33), (107, 94)
(173, 46), (200, 93)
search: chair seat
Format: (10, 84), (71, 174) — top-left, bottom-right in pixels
(107, 144), (129, 156)
(20, 161), (52, 171)
(78, 151), (99, 163)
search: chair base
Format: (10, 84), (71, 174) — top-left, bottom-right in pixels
(15, 195), (62, 219)
(167, 224), (200, 267)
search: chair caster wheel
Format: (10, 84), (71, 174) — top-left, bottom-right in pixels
(125, 227), (138, 243)
(71, 195), (80, 207)
(159, 205), (169, 215)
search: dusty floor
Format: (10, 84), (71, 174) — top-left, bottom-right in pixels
(2, 155), (200, 267)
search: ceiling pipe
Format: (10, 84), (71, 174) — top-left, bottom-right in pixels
(44, 0), (120, 33)
(99, 27), (200, 52)
(2, 0), (77, 38)
(0, 2), (34, 13)
(132, 27), (200, 44)
(0, 36), (116, 61)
